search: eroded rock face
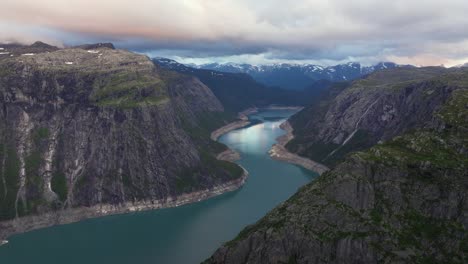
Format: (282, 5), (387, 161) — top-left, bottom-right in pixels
(286, 67), (463, 166)
(206, 86), (468, 264)
(0, 44), (243, 230)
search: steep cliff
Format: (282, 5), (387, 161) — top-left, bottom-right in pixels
(206, 71), (468, 263)
(286, 67), (461, 166)
(0, 44), (244, 238)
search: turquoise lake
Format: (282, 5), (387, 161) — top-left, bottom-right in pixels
(0, 109), (317, 264)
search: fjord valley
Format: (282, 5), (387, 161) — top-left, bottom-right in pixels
(0, 108), (317, 264)
(206, 66), (468, 263)
(2, 1), (468, 263)
(1, 41), (468, 264)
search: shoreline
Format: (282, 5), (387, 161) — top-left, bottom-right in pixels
(210, 107), (258, 141)
(0, 111), (255, 241)
(262, 106), (304, 110)
(210, 105), (303, 141)
(0, 170), (248, 241)
(0, 106), (302, 241)
(216, 148), (241, 162)
(269, 121), (330, 175)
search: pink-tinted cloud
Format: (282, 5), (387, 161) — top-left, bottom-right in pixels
(1, 0), (468, 65)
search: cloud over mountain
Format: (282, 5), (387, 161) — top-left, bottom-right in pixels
(1, 0), (468, 66)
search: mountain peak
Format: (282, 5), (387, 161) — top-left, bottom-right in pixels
(73, 43), (115, 50)
(30, 41), (57, 49)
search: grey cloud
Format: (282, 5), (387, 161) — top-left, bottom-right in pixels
(1, 0), (468, 66)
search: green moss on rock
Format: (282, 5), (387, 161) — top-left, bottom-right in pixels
(0, 147), (21, 220)
(90, 71), (169, 108)
(51, 172), (68, 202)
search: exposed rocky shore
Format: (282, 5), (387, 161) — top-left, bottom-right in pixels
(269, 121), (330, 175)
(263, 106), (304, 110)
(216, 149), (241, 162)
(210, 107), (258, 141)
(0, 169), (248, 240)
(211, 106), (303, 142)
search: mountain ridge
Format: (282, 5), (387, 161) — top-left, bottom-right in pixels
(153, 58), (310, 112)
(192, 61), (411, 90)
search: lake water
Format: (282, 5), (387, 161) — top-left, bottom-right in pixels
(0, 109), (317, 264)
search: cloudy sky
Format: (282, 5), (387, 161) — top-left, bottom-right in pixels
(1, 0), (468, 66)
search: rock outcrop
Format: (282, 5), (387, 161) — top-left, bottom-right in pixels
(0, 43), (245, 239)
(206, 69), (468, 263)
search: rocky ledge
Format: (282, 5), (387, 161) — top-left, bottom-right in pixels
(269, 121), (330, 175)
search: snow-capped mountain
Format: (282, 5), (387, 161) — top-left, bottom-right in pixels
(154, 58), (410, 90)
(152, 57), (311, 112)
(196, 62), (401, 90)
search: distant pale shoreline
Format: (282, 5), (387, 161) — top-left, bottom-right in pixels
(210, 107), (258, 141)
(269, 121), (330, 175)
(210, 105), (303, 141)
(211, 105), (328, 175)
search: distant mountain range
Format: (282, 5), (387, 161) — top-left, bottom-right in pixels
(153, 58), (311, 112)
(192, 62), (411, 90)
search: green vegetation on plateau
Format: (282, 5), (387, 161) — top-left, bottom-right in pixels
(90, 71), (169, 108)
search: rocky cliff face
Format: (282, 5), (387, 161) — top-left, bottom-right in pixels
(287, 67), (462, 166)
(206, 70), (468, 263)
(0, 44), (243, 235)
